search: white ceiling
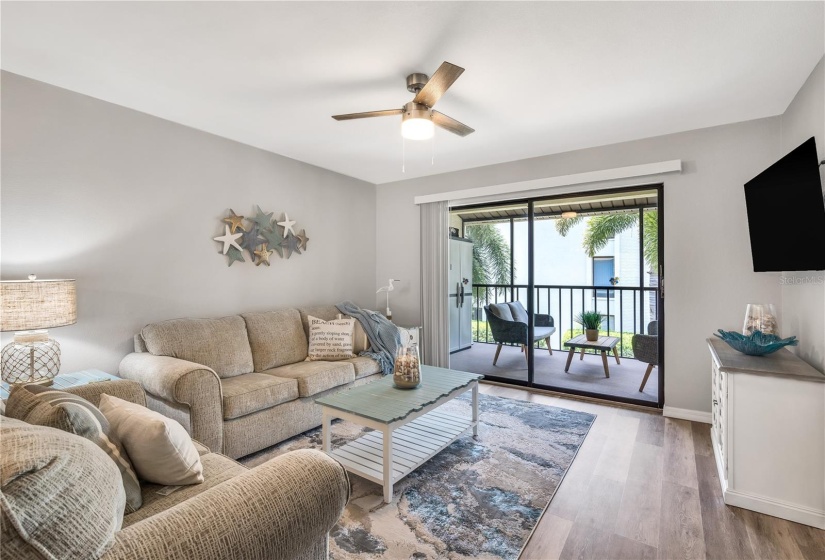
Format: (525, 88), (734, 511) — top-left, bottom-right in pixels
(2, 1), (823, 184)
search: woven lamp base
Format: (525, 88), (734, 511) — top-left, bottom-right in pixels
(1, 337), (61, 385)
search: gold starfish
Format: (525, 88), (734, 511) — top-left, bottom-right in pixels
(296, 229), (310, 250)
(254, 243), (274, 266)
(223, 209), (247, 234)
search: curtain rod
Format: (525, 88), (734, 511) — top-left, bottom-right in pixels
(413, 160), (682, 205)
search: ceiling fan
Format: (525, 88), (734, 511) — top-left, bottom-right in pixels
(332, 61), (475, 140)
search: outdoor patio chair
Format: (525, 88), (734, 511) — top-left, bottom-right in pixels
(484, 302), (556, 365)
(633, 321), (659, 392)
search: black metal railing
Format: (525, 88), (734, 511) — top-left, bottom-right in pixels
(472, 283), (658, 358)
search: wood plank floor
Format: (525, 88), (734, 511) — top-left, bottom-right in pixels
(474, 384), (825, 560)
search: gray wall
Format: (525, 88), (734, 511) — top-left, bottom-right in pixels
(377, 117), (783, 414)
(779, 58), (825, 373)
(1, 72), (377, 374)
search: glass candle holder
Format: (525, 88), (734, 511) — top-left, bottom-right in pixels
(743, 304), (778, 336)
(393, 344), (421, 389)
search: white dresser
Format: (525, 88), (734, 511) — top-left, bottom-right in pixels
(708, 338), (825, 529)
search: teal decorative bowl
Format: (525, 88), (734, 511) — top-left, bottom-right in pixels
(714, 329), (798, 356)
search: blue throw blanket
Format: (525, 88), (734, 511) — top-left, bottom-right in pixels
(336, 301), (401, 375)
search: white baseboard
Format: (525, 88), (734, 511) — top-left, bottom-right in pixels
(663, 406), (712, 424)
(724, 488), (825, 529)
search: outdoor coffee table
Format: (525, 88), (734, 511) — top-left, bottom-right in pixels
(316, 365), (483, 503)
(564, 335), (621, 378)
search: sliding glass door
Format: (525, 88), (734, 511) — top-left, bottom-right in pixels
(449, 186), (664, 408)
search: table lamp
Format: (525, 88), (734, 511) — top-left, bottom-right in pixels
(1, 275), (77, 385)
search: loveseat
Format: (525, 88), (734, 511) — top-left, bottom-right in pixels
(1, 379), (349, 560)
(119, 306), (382, 459)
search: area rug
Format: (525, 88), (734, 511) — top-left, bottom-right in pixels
(241, 393), (595, 559)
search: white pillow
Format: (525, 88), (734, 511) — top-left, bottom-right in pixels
(99, 394), (204, 486)
(307, 315), (356, 361)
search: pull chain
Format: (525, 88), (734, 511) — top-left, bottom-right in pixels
(402, 137), (406, 173)
(431, 128), (435, 166)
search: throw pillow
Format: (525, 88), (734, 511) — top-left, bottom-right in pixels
(5, 384), (143, 513)
(1, 416), (125, 559)
(99, 394), (204, 486)
(306, 315), (356, 361)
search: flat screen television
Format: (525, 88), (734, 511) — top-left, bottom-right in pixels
(744, 136), (825, 272)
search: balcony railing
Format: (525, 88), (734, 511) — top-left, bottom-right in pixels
(472, 283), (659, 358)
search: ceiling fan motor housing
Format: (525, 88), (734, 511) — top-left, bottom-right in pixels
(406, 73), (429, 94)
(403, 102), (432, 121)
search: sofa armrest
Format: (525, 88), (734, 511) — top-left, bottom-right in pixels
(64, 379), (146, 408)
(118, 353), (223, 452)
(102, 449), (350, 560)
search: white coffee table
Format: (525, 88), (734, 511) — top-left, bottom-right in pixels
(316, 365), (483, 503)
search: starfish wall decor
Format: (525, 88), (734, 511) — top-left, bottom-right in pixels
(214, 206), (310, 267)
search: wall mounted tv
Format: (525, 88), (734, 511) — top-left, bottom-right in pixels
(744, 137), (825, 272)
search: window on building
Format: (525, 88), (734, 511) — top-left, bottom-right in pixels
(593, 257), (615, 298)
(601, 315), (616, 332)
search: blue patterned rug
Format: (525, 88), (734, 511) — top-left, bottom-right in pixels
(242, 393), (595, 559)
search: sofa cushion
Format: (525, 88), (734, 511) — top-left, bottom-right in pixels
(299, 306), (370, 353)
(141, 316), (253, 378)
(122, 452), (247, 528)
(0, 417), (125, 559)
(221, 373), (299, 420)
(242, 309), (308, 371)
(344, 356), (382, 379)
(263, 361), (355, 397)
(5, 384), (143, 514)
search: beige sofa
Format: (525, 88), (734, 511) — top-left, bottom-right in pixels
(1, 379), (349, 560)
(119, 306), (382, 459)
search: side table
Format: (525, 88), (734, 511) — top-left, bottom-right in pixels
(1, 369), (120, 400)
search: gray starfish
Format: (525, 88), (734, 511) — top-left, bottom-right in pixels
(280, 232), (302, 259)
(261, 226), (284, 258)
(225, 245), (245, 267)
(241, 225), (264, 259)
(251, 205), (274, 230)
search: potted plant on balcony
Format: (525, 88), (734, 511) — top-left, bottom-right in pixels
(576, 311), (604, 342)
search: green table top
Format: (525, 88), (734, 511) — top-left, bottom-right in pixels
(316, 365), (482, 424)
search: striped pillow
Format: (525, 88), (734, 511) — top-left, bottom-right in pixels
(6, 384), (143, 513)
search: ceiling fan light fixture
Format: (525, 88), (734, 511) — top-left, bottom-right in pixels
(401, 102), (434, 140)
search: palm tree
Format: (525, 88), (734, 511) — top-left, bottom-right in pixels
(555, 210), (658, 269)
(463, 223), (511, 302)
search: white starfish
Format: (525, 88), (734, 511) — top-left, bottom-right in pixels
(213, 225), (243, 254)
(277, 213), (297, 237)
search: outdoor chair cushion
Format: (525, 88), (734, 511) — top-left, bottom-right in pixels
(220, 373), (299, 420)
(488, 303), (515, 322)
(262, 361), (356, 397)
(507, 302), (530, 324)
(534, 326), (556, 341)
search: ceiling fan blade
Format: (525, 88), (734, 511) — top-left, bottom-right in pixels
(432, 111), (475, 137)
(413, 61), (464, 108)
(332, 109), (403, 121)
